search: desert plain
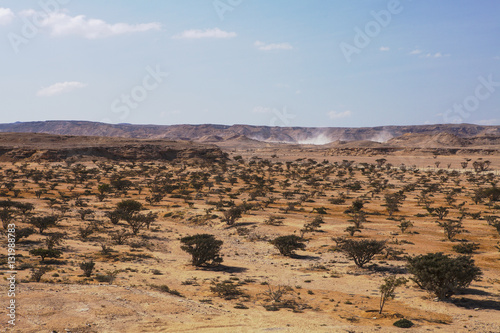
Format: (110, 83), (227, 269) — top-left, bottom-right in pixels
(0, 124), (499, 333)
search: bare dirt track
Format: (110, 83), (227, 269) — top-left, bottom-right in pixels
(0, 132), (499, 333)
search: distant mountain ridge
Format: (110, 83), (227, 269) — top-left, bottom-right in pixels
(1, 121), (500, 144)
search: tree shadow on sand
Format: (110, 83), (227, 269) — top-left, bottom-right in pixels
(210, 265), (248, 274)
(232, 221), (257, 227)
(368, 263), (407, 274)
(452, 296), (500, 311)
(290, 254), (321, 260)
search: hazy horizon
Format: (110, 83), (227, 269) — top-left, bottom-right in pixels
(0, 119), (500, 128)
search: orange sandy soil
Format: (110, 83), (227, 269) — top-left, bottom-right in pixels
(0, 154), (499, 333)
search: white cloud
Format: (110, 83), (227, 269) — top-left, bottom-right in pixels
(19, 9), (36, 17)
(421, 52), (450, 58)
(379, 46), (390, 51)
(0, 7), (15, 25)
(476, 119), (499, 125)
(21, 11), (161, 39)
(254, 41), (293, 51)
(160, 110), (181, 117)
(37, 82), (87, 97)
(173, 28), (236, 39)
(252, 106), (274, 113)
(328, 110), (352, 119)
(411, 48), (450, 58)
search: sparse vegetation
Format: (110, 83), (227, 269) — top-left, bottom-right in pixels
(0, 135), (498, 331)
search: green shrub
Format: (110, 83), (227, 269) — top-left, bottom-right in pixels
(393, 318), (414, 328)
(270, 235), (306, 257)
(79, 260), (95, 277)
(210, 281), (243, 299)
(452, 242), (479, 254)
(379, 276), (407, 314)
(30, 266), (50, 282)
(29, 215), (59, 234)
(95, 274), (111, 283)
(338, 239), (386, 268)
(406, 252), (482, 300)
(329, 197), (345, 205)
(150, 284), (183, 297)
(95, 270), (120, 284)
(29, 248), (62, 262)
(15, 227), (35, 243)
(397, 219), (414, 233)
(222, 206), (243, 225)
(264, 304), (280, 311)
(180, 234), (223, 267)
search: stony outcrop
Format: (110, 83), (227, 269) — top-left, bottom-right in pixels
(0, 133), (227, 162)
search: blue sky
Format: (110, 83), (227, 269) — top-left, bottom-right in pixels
(0, 0), (499, 127)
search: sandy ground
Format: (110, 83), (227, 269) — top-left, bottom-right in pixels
(1, 150), (499, 333)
